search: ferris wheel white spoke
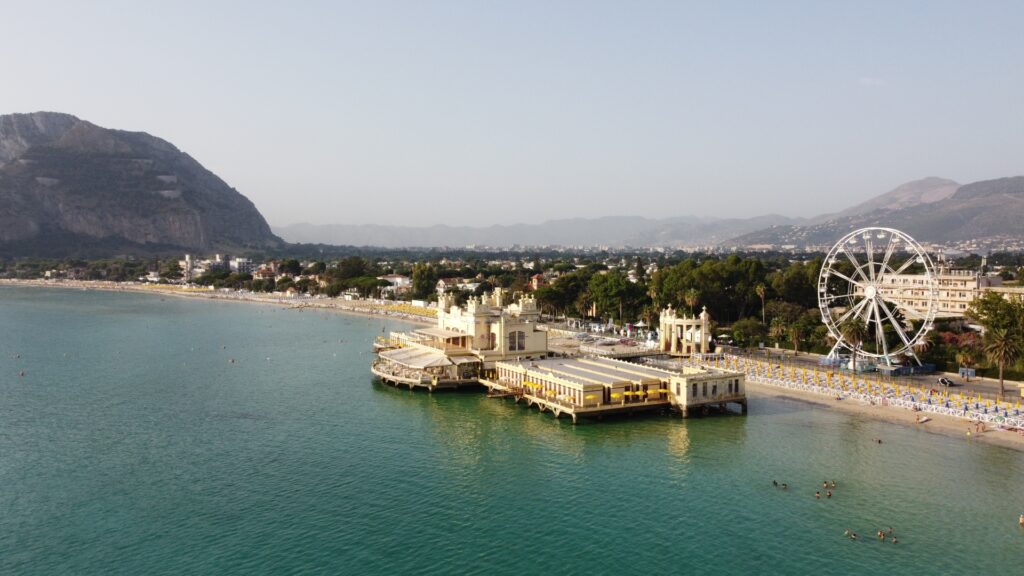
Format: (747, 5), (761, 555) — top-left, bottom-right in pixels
(820, 294), (850, 303)
(891, 254), (917, 276)
(878, 236), (898, 280)
(864, 235), (876, 281)
(829, 269), (867, 289)
(835, 297), (870, 326)
(840, 248), (872, 284)
(877, 298), (914, 350)
(873, 300), (890, 359)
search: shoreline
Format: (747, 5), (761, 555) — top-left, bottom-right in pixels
(0, 279), (435, 327)
(5, 278), (1023, 452)
(746, 380), (1024, 452)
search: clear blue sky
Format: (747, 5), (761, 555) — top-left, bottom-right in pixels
(4, 1), (1022, 227)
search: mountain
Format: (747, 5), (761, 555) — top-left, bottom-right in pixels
(274, 214), (804, 249)
(726, 177), (1024, 248)
(0, 112), (281, 257)
(809, 177), (960, 223)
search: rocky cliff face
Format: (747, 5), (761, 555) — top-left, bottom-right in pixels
(0, 112), (282, 256)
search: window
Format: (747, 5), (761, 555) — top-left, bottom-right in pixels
(676, 383), (681, 395)
(712, 384), (717, 396)
(692, 383), (697, 397)
(508, 331), (526, 351)
(702, 382), (707, 397)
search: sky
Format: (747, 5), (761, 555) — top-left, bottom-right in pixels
(3, 0), (1023, 227)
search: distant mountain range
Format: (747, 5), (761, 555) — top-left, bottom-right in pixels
(0, 112), (281, 257)
(2, 111), (1020, 256)
(274, 213), (806, 249)
(276, 175), (1024, 249)
(727, 176), (1024, 248)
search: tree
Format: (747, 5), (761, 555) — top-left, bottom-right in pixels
(683, 288), (700, 315)
(411, 263), (437, 299)
(788, 324), (804, 354)
(336, 257), (367, 279)
(732, 318), (766, 348)
(755, 284), (766, 325)
(983, 328), (1021, 399)
(968, 291), (1023, 334)
(955, 350), (977, 382)
(839, 317), (870, 373)
(769, 318), (786, 346)
(279, 259), (302, 276)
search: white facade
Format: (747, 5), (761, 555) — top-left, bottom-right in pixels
(435, 288), (548, 364)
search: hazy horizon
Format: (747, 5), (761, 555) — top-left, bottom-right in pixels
(4, 1), (1023, 227)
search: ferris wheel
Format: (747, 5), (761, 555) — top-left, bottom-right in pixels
(817, 227), (938, 366)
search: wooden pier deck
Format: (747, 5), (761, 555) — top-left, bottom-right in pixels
(371, 363), (481, 392)
(478, 378), (674, 424)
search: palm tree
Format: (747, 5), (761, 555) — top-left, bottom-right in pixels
(983, 328), (1021, 399)
(839, 317), (870, 373)
(955, 350), (977, 382)
(575, 291), (593, 319)
(683, 288), (700, 315)
(769, 318), (786, 347)
(788, 324), (804, 355)
(755, 284), (766, 325)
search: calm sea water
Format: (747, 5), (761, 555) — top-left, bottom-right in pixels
(1, 286), (1023, 575)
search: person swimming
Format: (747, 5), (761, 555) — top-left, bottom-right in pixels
(877, 530), (885, 540)
(830, 480), (836, 488)
(826, 491), (832, 498)
(815, 491), (821, 499)
(773, 480), (778, 487)
(891, 536), (898, 544)
(781, 483), (788, 490)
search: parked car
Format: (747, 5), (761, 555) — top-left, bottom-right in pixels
(937, 377), (957, 386)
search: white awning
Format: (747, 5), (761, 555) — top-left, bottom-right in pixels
(416, 327), (467, 340)
(379, 347), (453, 369)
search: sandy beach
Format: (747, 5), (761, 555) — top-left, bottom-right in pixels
(0, 279), (436, 327)
(747, 382), (1024, 452)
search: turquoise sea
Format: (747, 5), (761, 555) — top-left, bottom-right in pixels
(1, 286), (1022, 575)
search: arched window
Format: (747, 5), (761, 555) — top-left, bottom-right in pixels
(508, 331), (526, 351)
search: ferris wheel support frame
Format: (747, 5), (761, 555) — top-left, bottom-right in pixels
(817, 227), (939, 368)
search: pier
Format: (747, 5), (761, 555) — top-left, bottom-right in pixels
(370, 294), (747, 422)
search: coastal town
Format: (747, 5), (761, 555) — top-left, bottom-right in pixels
(8, 228), (1024, 441)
